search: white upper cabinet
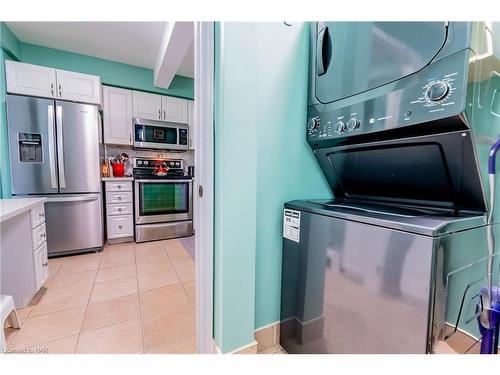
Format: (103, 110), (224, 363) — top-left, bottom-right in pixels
(132, 90), (188, 123)
(55, 69), (102, 105)
(132, 91), (162, 121)
(6, 60), (57, 98)
(187, 100), (195, 150)
(103, 86), (133, 145)
(5, 61), (101, 105)
(162, 96), (188, 123)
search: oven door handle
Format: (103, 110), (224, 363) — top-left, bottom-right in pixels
(135, 179), (192, 183)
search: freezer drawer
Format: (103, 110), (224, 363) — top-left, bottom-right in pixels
(44, 194), (103, 256)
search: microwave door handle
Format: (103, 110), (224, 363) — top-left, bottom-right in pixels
(47, 104), (58, 189)
(56, 105), (66, 188)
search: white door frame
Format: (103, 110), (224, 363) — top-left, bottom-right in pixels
(194, 21), (215, 354)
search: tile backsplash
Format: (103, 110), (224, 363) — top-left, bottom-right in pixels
(105, 145), (194, 176)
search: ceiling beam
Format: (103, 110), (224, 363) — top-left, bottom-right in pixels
(154, 22), (194, 88)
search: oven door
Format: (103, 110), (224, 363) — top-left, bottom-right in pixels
(134, 179), (193, 224)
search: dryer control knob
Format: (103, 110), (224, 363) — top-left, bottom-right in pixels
(347, 118), (360, 131)
(307, 117), (320, 131)
(425, 81), (450, 102)
(334, 121), (346, 134)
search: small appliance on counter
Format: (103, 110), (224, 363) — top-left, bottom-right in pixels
(107, 153), (132, 178)
(133, 158), (193, 242)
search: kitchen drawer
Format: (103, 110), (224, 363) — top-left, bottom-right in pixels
(106, 191), (133, 204)
(34, 242), (49, 290)
(107, 203), (133, 216)
(30, 204), (46, 229)
(107, 215), (133, 238)
(32, 222), (47, 250)
(105, 181), (132, 192)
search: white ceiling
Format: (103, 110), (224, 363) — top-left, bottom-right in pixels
(6, 22), (194, 78)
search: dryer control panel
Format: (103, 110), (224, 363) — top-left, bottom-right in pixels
(307, 49), (469, 145)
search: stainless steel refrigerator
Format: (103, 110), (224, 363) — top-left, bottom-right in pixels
(7, 94), (103, 256)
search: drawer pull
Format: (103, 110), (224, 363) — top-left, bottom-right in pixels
(43, 262), (48, 267)
(117, 185), (122, 189)
(117, 196), (122, 201)
(41, 233), (47, 238)
(39, 212), (45, 218)
(118, 225), (123, 229)
(118, 208), (123, 212)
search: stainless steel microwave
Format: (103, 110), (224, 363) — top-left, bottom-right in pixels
(133, 117), (189, 150)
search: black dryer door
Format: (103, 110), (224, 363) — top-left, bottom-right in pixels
(315, 22), (448, 104)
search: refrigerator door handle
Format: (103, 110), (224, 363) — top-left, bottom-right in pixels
(47, 105), (58, 188)
(56, 105), (66, 188)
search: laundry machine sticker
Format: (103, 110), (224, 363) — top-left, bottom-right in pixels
(283, 209), (301, 243)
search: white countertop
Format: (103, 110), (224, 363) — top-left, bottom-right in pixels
(101, 177), (134, 181)
(0, 197), (47, 223)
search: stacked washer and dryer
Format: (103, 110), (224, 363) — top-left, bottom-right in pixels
(280, 22), (500, 353)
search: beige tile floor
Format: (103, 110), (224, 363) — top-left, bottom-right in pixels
(4, 238), (196, 354)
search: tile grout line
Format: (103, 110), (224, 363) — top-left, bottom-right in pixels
(163, 243), (193, 309)
(9, 253), (101, 352)
(73, 251), (102, 354)
(133, 242), (147, 354)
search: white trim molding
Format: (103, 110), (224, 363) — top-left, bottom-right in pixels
(194, 21), (215, 354)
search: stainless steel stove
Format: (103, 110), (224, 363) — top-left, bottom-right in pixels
(133, 158), (193, 242)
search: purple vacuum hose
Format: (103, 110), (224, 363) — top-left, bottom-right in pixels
(479, 138), (500, 354)
(478, 287), (499, 354)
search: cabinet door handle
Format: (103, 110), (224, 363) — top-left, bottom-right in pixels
(158, 109), (161, 119)
(129, 134), (132, 143)
(117, 196), (122, 201)
(58, 83), (62, 97)
(50, 83), (54, 96)
(43, 262), (48, 267)
(41, 233), (46, 238)
(163, 110), (166, 120)
(39, 212), (45, 218)
(118, 225), (123, 229)
(117, 185), (122, 189)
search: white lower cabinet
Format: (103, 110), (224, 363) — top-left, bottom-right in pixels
(0, 201), (48, 308)
(107, 203), (133, 216)
(34, 242), (49, 290)
(105, 181), (134, 243)
(31, 204), (48, 291)
(107, 215), (134, 238)
(106, 191), (133, 204)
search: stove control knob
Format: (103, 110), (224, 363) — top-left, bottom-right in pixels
(334, 121), (346, 134)
(347, 118), (360, 131)
(307, 117), (320, 131)
(425, 81), (450, 102)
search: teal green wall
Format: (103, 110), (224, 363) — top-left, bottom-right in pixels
(253, 23), (332, 329)
(213, 22), (258, 353)
(0, 22), (194, 198)
(1, 23), (21, 60)
(0, 23), (17, 198)
(213, 22), (332, 353)
(0, 49), (12, 198)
